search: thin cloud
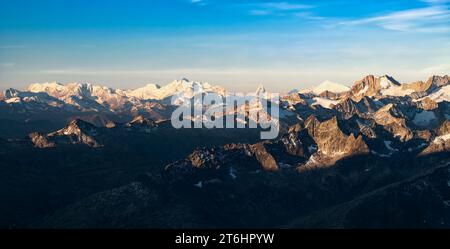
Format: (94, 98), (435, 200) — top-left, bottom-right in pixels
(250, 10), (271, 16)
(294, 12), (325, 20)
(420, 64), (450, 75)
(190, 0), (206, 6)
(339, 6), (450, 33)
(190, 1), (315, 17)
(258, 2), (312, 11)
(245, 1), (313, 16)
(0, 45), (25, 49)
(0, 62), (15, 68)
(421, 0), (450, 4)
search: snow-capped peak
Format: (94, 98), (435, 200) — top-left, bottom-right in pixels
(166, 78), (201, 91)
(25, 82), (129, 111)
(28, 81), (65, 93)
(313, 80), (350, 95)
(162, 79), (207, 98)
(145, 83), (161, 90)
(255, 84), (267, 95)
(28, 82), (99, 98)
(127, 83), (161, 100)
(378, 75), (400, 90)
(127, 78), (227, 100)
(378, 75), (414, 97)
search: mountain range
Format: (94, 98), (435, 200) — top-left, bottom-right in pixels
(0, 74), (449, 228)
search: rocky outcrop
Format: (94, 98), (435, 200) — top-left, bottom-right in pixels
(414, 130), (433, 141)
(281, 93), (308, 107)
(126, 116), (157, 133)
(417, 97), (439, 111)
(29, 132), (55, 148)
(279, 124), (314, 158)
(187, 148), (220, 169)
(302, 116), (369, 168)
(333, 98), (359, 119)
(438, 120), (450, 135)
(374, 104), (413, 141)
(166, 142), (279, 173)
(250, 143), (279, 171)
(351, 75), (400, 101)
(426, 75), (450, 89)
(47, 119), (102, 148)
(105, 121), (116, 128)
(352, 117), (378, 139)
(319, 91), (340, 100)
(127, 115), (156, 128)
(333, 96), (381, 120)
(407, 75), (450, 100)
(401, 80), (432, 93)
(420, 121), (450, 155)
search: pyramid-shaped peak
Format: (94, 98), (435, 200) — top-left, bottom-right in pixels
(379, 75), (400, 87)
(376, 103), (403, 118)
(256, 84), (266, 95)
(130, 115), (149, 123)
(67, 119), (95, 129)
(427, 75), (450, 87)
(128, 115), (156, 127)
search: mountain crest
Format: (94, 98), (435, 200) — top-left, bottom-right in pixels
(301, 115), (370, 168)
(427, 75), (450, 88)
(66, 119), (96, 131)
(350, 75), (403, 100)
(374, 104), (412, 141)
(127, 115), (156, 127)
(255, 84), (267, 95)
(313, 80), (350, 95)
(4, 88), (20, 98)
(50, 119), (101, 147)
(29, 132), (55, 148)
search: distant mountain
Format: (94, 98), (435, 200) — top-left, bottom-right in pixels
(2, 75), (449, 122)
(28, 82), (130, 111)
(29, 119), (102, 148)
(312, 80), (350, 95)
(350, 75), (450, 101)
(127, 78), (228, 100)
(255, 84), (267, 96)
(126, 83), (162, 100)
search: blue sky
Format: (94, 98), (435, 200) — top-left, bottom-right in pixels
(0, 0), (449, 92)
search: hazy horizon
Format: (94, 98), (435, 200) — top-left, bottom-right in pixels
(1, 0), (449, 92)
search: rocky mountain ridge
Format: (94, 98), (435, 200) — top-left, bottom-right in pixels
(0, 74), (449, 229)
